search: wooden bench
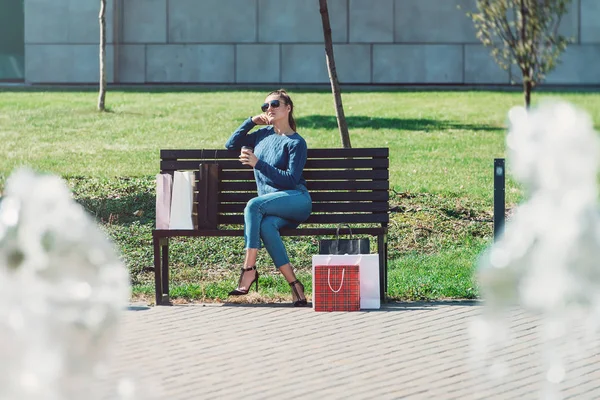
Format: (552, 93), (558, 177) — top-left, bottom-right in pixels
(153, 147), (390, 306)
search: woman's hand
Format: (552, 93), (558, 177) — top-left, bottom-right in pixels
(239, 148), (258, 168)
(252, 114), (272, 125)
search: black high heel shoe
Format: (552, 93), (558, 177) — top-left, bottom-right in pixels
(289, 280), (308, 307)
(228, 266), (259, 296)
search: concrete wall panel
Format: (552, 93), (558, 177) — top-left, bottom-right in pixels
(67, 0), (113, 44)
(26, 45), (68, 82)
(123, 0), (167, 43)
(581, 0), (600, 43)
(25, 0), (114, 44)
(236, 45), (280, 83)
(464, 45), (509, 84)
(334, 45), (372, 83)
(68, 0), (114, 43)
(21, 0), (597, 85)
(395, 0), (478, 43)
(349, 0), (394, 43)
(545, 45), (600, 84)
(146, 45), (234, 83)
(25, 0), (69, 43)
(258, 0), (347, 43)
(373, 44), (463, 83)
(281, 45), (328, 83)
(169, 0), (256, 43)
(26, 44), (114, 83)
(117, 45), (146, 83)
(558, 0), (580, 41)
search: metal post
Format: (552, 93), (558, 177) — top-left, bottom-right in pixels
(493, 158), (506, 240)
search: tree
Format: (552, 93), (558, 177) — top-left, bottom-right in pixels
(467, 0), (573, 108)
(98, 0), (107, 111)
(318, 0), (351, 148)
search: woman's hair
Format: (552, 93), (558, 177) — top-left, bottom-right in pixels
(269, 89), (296, 132)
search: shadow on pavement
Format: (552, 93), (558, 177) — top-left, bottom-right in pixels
(127, 305), (152, 311)
(373, 300), (481, 311)
(217, 299), (481, 311)
(221, 302), (310, 308)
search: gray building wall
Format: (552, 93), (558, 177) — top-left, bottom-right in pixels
(24, 0), (600, 85)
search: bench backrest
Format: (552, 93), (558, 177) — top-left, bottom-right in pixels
(160, 148), (389, 227)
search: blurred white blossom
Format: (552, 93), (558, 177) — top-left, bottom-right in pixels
(0, 169), (131, 400)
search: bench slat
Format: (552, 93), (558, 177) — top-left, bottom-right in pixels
(161, 158), (389, 171)
(306, 213), (389, 224)
(220, 169), (389, 181)
(153, 227), (386, 238)
(307, 148), (389, 158)
(305, 159), (389, 169)
(309, 181), (389, 190)
(161, 148), (389, 160)
(305, 169), (389, 180)
(219, 213), (389, 225)
(219, 191), (389, 202)
(220, 180), (389, 191)
(219, 202), (389, 213)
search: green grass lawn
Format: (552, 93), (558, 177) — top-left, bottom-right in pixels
(1, 88), (599, 303)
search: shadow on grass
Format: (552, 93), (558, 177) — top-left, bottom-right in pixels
(76, 191), (155, 226)
(297, 115), (503, 132)
(441, 208), (493, 223)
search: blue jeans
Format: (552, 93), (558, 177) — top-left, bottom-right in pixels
(244, 189), (312, 268)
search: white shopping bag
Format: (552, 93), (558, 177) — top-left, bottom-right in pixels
(169, 171), (194, 230)
(312, 254), (380, 309)
(155, 173), (173, 229)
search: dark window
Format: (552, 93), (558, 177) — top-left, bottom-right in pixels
(0, 0), (25, 81)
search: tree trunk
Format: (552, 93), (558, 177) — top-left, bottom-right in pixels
(318, 0), (351, 148)
(98, 0), (107, 112)
(519, 0), (531, 109)
(522, 66), (532, 109)
(523, 79), (532, 109)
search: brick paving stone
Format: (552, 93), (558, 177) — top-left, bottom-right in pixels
(91, 301), (600, 400)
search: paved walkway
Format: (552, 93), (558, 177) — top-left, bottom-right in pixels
(98, 301), (600, 400)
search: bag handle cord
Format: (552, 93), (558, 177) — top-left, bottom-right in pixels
(327, 268), (345, 293)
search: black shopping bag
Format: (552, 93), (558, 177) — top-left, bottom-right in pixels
(319, 224), (370, 255)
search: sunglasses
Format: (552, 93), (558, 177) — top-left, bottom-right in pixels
(261, 99), (281, 112)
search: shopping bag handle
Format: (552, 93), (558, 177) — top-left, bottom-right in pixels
(335, 224), (353, 240)
(199, 149), (219, 159)
(328, 268), (345, 293)
(325, 255), (362, 264)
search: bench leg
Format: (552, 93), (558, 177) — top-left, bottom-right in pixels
(153, 236), (171, 306)
(153, 236), (163, 306)
(384, 234), (388, 301)
(378, 233), (388, 303)
(161, 239), (170, 305)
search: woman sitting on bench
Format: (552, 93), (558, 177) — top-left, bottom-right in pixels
(225, 89), (312, 307)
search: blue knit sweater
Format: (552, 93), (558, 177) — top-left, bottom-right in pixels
(225, 117), (308, 196)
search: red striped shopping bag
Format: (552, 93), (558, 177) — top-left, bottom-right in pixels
(313, 265), (360, 312)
